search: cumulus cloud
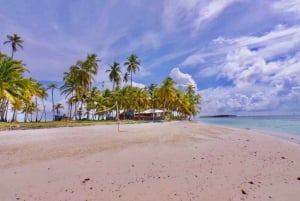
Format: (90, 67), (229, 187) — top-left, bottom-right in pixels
(169, 68), (197, 91)
(198, 25), (300, 114)
(199, 85), (298, 114)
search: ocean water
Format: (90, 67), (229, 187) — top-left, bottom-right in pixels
(197, 115), (300, 143)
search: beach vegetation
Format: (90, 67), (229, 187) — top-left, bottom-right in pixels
(1, 34), (200, 125)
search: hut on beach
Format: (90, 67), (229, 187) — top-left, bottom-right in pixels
(134, 108), (165, 120)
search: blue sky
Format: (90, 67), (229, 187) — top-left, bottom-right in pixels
(1, 0), (300, 115)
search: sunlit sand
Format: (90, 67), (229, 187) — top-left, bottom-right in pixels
(0, 121), (299, 201)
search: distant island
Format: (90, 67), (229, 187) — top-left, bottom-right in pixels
(199, 114), (237, 118)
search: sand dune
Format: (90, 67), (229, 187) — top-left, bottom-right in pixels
(0, 121), (299, 201)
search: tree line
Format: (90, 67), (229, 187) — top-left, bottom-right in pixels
(0, 34), (201, 122)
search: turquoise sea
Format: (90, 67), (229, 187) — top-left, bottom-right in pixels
(197, 115), (300, 144)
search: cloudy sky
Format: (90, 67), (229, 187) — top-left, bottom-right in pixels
(1, 0), (300, 115)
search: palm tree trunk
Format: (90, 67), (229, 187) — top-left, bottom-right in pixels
(52, 89), (55, 121)
(35, 97), (39, 122)
(39, 99), (46, 122)
(11, 108), (17, 122)
(130, 71), (133, 87)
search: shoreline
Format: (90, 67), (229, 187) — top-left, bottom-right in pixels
(197, 118), (300, 145)
(0, 121), (299, 201)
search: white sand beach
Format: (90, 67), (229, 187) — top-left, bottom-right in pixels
(0, 121), (299, 201)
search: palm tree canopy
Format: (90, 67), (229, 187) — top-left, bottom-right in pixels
(124, 54), (140, 86)
(106, 62), (122, 89)
(3, 34), (24, 58)
(47, 83), (57, 90)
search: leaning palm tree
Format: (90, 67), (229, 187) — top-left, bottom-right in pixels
(47, 83), (58, 121)
(124, 54), (140, 87)
(106, 62), (122, 90)
(3, 34), (24, 58)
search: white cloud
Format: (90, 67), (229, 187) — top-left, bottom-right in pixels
(200, 85), (293, 114)
(198, 25), (300, 114)
(272, 0), (300, 17)
(162, 0), (238, 31)
(169, 68), (197, 91)
(132, 82), (146, 88)
(181, 52), (205, 66)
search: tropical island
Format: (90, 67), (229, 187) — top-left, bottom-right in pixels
(1, 34), (300, 201)
(0, 34), (200, 128)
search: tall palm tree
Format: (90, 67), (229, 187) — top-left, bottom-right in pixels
(124, 54), (140, 87)
(47, 83), (57, 121)
(185, 85), (201, 117)
(3, 34), (24, 58)
(83, 53), (100, 93)
(83, 54), (100, 119)
(38, 86), (48, 122)
(106, 62), (122, 90)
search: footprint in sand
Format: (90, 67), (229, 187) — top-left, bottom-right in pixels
(82, 178), (90, 183)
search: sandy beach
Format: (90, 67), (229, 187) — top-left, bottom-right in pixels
(0, 121), (299, 201)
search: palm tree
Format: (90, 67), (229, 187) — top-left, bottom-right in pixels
(0, 54), (30, 121)
(22, 101), (36, 122)
(124, 54), (140, 87)
(32, 82), (47, 122)
(185, 85), (201, 118)
(83, 53), (100, 93)
(38, 86), (48, 122)
(61, 57), (97, 120)
(134, 87), (149, 113)
(82, 54), (100, 119)
(47, 83), (57, 121)
(148, 83), (158, 120)
(123, 72), (129, 85)
(106, 62), (122, 90)
(3, 34), (24, 58)
(54, 103), (64, 116)
(157, 77), (176, 120)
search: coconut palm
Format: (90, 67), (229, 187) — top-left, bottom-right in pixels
(157, 77), (176, 120)
(54, 103), (64, 116)
(133, 87), (149, 113)
(124, 54), (140, 87)
(33, 82), (47, 122)
(38, 86), (48, 122)
(83, 53), (100, 93)
(123, 72), (129, 85)
(22, 101), (36, 122)
(3, 34), (24, 58)
(106, 62), (122, 90)
(0, 54), (30, 121)
(62, 60), (91, 120)
(185, 85), (201, 117)
(47, 83), (57, 121)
